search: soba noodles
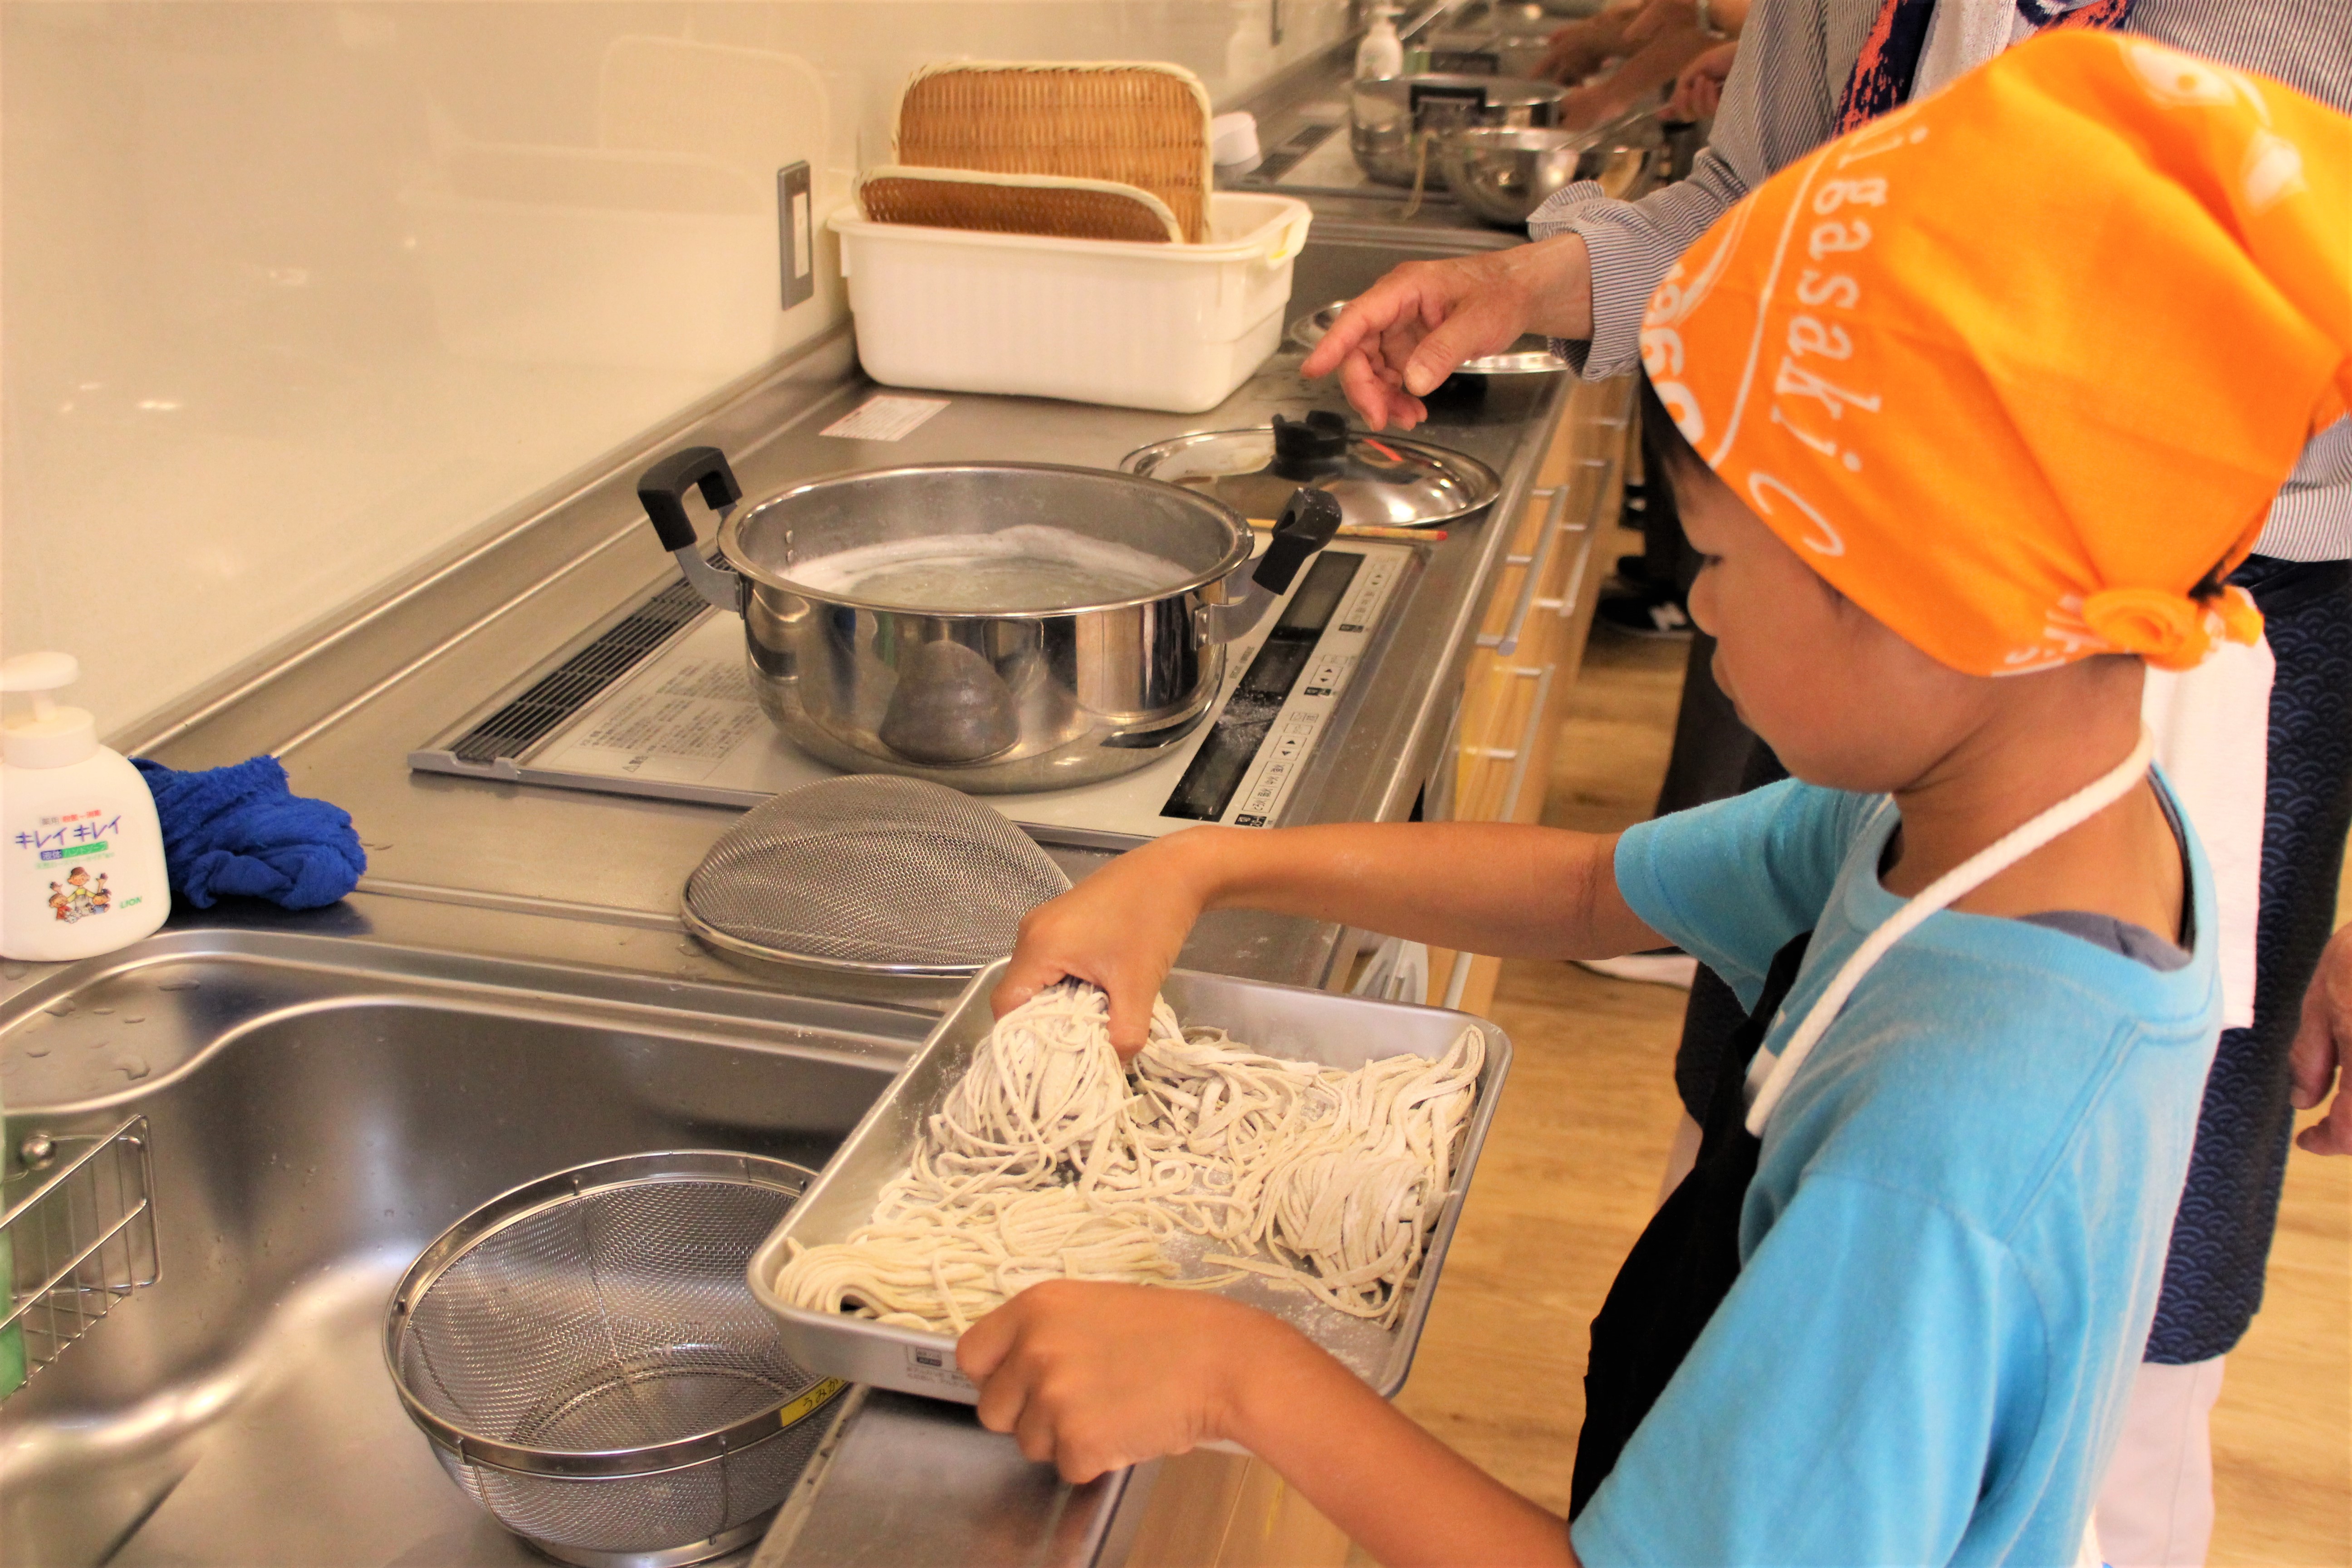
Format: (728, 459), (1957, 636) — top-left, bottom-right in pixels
(773, 983), (1483, 1334)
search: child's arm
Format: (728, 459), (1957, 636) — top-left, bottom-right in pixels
(959, 1281), (1580, 1568)
(996, 822), (1663, 1050)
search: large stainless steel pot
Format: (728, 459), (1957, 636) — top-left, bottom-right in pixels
(1349, 75), (1569, 187)
(638, 448), (1342, 793)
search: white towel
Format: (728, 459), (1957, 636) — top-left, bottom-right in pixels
(2143, 640), (2273, 1030)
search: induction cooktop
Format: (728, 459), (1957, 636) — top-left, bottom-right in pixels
(410, 541), (1415, 850)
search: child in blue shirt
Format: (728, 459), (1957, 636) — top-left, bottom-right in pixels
(1578, 771), (2211, 1565)
(952, 37), (2351, 1568)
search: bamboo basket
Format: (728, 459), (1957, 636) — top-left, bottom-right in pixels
(857, 165), (1182, 244)
(892, 61), (1214, 243)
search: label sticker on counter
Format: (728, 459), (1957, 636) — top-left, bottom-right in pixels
(902, 1342), (977, 1393)
(532, 653), (763, 784)
(821, 395), (949, 442)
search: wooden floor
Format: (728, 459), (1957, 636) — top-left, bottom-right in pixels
(1371, 571), (2352, 1564)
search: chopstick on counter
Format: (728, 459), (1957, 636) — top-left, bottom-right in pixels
(1248, 518), (1445, 542)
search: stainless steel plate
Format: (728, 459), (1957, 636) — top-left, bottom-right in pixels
(747, 962), (1513, 1405)
(1289, 300), (1572, 376)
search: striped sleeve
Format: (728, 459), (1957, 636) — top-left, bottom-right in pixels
(2261, 421), (2352, 563)
(1528, 157), (1754, 378)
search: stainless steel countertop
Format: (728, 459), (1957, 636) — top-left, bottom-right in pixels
(130, 319), (1589, 1007)
(46, 136), (1634, 1564)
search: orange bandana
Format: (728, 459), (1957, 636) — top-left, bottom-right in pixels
(1642, 33), (2352, 674)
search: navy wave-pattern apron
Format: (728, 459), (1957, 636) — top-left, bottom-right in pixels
(1570, 932), (1813, 1516)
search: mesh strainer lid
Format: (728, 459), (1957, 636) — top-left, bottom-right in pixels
(682, 776), (1072, 976)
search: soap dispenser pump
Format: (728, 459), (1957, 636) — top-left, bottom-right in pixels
(1356, 5), (1406, 79)
(0, 653), (170, 961)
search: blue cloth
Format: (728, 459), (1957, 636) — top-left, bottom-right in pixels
(1575, 777), (2220, 1568)
(130, 755), (365, 911)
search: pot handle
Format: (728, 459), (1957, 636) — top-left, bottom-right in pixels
(1254, 486), (1345, 594)
(1205, 487), (1345, 642)
(639, 446), (745, 612)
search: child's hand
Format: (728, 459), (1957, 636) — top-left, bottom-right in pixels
(965, 1281), (1580, 1566)
(956, 1281), (1308, 1483)
(993, 833), (1218, 1055)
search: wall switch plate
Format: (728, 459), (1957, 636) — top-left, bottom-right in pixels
(778, 162), (814, 310)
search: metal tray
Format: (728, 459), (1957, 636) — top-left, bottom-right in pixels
(747, 961), (1512, 1405)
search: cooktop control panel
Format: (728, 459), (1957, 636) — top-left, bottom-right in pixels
(1161, 546), (1401, 829)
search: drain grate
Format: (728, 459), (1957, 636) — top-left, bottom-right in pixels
(449, 577), (708, 764)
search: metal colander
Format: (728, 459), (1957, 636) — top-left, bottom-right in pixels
(384, 1152), (847, 1568)
(681, 775), (1072, 975)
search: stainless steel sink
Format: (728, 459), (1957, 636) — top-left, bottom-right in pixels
(0, 931), (927, 1568)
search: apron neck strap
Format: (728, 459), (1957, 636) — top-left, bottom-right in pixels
(1744, 726), (2158, 1136)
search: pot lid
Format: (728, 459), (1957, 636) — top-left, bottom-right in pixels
(1289, 302), (1571, 377)
(1122, 412), (1501, 530)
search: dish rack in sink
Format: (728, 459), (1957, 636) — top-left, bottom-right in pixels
(2, 1115), (158, 1399)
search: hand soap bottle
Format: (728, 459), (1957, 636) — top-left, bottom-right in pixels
(0, 653), (170, 961)
(1356, 5), (1405, 79)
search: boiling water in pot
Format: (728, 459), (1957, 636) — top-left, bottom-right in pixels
(785, 525), (1194, 612)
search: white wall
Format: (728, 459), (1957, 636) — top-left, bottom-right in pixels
(0, 0), (1349, 739)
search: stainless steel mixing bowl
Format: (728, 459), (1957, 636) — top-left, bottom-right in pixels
(1436, 118), (1656, 227)
(1436, 126), (1593, 226)
(638, 448), (1341, 793)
